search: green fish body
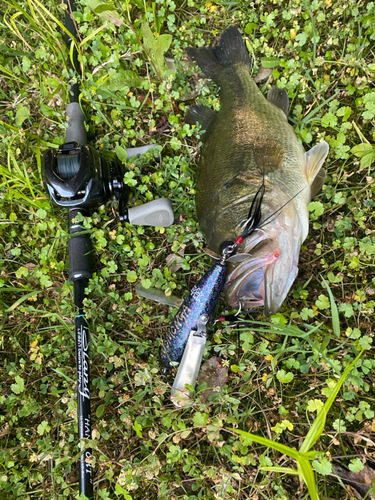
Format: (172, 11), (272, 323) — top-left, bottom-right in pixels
(186, 27), (329, 315)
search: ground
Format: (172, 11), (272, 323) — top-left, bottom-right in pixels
(1, 0), (375, 499)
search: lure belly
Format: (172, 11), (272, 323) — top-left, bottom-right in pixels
(161, 262), (227, 370)
(171, 314), (208, 407)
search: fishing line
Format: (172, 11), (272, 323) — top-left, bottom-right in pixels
(56, 155), (80, 181)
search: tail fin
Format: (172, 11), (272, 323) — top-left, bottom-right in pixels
(186, 26), (250, 84)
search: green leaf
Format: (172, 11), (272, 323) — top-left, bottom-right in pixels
(336, 106), (352, 121)
(126, 271), (137, 283)
(15, 104), (30, 127)
(22, 56), (32, 72)
(115, 145), (127, 162)
(245, 22), (258, 34)
(37, 420), (51, 436)
(100, 70), (144, 92)
(332, 419), (347, 432)
(96, 404), (105, 418)
(351, 142), (373, 157)
(232, 429), (300, 460)
(295, 32), (307, 46)
(94, 3), (116, 13)
(37, 208), (47, 219)
(307, 399), (324, 413)
(124, 172), (137, 187)
(297, 457), (319, 500)
(360, 152), (375, 170)
(321, 279), (340, 337)
(141, 278), (152, 289)
(276, 370), (294, 383)
(300, 307), (314, 320)
(321, 112), (338, 128)
(15, 267), (29, 279)
(308, 201), (324, 217)
(132, 421), (142, 437)
(115, 483), (132, 498)
(141, 22), (172, 79)
(193, 412), (209, 426)
(338, 302), (354, 318)
(358, 335), (372, 350)
(261, 57), (280, 68)
(259, 455), (273, 467)
(327, 272), (342, 284)
(85, 0), (124, 25)
(348, 458), (364, 472)
(11, 375), (25, 394)
(315, 294), (330, 310)
(40, 274), (53, 288)
(312, 456), (332, 475)
(261, 466), (299, 474)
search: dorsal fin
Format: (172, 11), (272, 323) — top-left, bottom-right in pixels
(185, 104), (217, 135)
(267, 87), (289, 117)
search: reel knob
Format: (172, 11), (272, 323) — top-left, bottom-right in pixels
(122, 198), (174, 227)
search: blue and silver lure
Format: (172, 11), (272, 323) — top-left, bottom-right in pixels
(161, 179), (265, 372)
(160, 258), (227, 370)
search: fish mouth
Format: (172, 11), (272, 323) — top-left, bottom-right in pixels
(224, 213), (302, 316)
(224, 241), (280, 310)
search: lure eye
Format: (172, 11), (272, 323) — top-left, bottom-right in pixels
(220, 240), (235, 253)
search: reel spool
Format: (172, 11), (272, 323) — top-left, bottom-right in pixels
(43, 141), (128, 212)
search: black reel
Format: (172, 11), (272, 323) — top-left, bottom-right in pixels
(43, 141), (129, 216)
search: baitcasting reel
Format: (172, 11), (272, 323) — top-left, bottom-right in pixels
(42, 103), (173, 227)
(43, 141), (128, 213)
(42, 141), (174, 225)
(43, 144), (174, 227)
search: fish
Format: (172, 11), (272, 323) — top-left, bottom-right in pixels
(185, 26), (329, 316)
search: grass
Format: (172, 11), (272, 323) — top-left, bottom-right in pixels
(1, 0), (375, 498)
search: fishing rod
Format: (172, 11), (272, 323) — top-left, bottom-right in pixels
(42, 2), (173, 497)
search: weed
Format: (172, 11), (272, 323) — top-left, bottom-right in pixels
(1, 0), (375, 498)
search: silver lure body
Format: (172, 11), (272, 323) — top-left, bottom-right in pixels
(171, 315), (208, 407)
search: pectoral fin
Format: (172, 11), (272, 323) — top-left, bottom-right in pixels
(267, 87), (289, 117)
(185, 104), (216, 136)
(310, 167), (327, 198)
(305, 141), (329, 186)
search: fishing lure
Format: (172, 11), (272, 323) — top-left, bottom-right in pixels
(161, 179), (266, 372)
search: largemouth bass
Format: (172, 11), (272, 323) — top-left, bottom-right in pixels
(186, 26), (329, 316)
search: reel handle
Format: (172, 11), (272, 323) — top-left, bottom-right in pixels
(125, 198), (174, 227)
(66, 102), (87, 145)
(126, 144), (160, 160)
